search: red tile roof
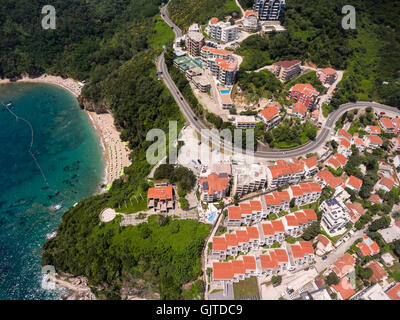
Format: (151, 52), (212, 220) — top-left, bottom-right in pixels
(302, 157), (317, 169)
(290, 245), (304, 258)
(228, 206), (242, 220)
(285, 215), (299, 227)
(236, 230), (249, 243)
(293, 102), (307, 117)
(337, 129), (352, 141)
(380, 117), (394, 130)
(212, 237), (227, 251)
(346, 176), (363, 190)
(201, 46), (233, 56)
(246, 227), (259, 240)
(327, 158), (341, 169)
(299, 241), (314, 255)
(210, 17), (219, 24)
(366, 261), (388, 283)
(357, 235), (380, 256)
(378, 177), (394, 190)
(232, 260), (246, 275)
(369, 194), (382, 204)
(213, 262), (234, 280)
(258, 106), (279, 121)
(274, 60), (301, 69)
(339, 138), (351, 149)
(262, 223), (275, 235)
(271, 220), (285, 232)
(290, 83), (319, 97)
(386, 283), (400, 300)
(329, 177), (344, 189)
(366, 125), (381, 134)
(200, 173), (229, 195)
(333, 253), (355, 277)
(243, 256), (257, 270)
(264, 194), (281, 205)
(320, 68), (336, 75)
(332, 277), (356, 300)
(147, 186), (173, 200)
(316, 234), (331, 246)
(316, 170), (335, 184)
(366, 135), (383, 144)
(303, 209), (318, 221)
(334, 153), (348, 166)
(272, 249), (289, 262)
(244, 10), (258, 18)
(260, 254), (278, 269)
(294, 211), (308, 224)
(225, 233), (238, 247)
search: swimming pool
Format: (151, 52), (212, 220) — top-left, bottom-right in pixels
(175, 50), (184, 56)
(220, 90), (231, 95)
(208, 212), (216, 222)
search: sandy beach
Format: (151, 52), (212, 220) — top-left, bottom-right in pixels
(0, 74), (83, 97)
(0, 74), (131, 187)
(88, 112), (131, 186)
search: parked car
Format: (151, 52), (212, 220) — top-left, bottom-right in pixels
(380, 111), (386, 115)
(288, 266), (296, 271)
(194, 116), (198, 121)
(322, 255), (328, 261)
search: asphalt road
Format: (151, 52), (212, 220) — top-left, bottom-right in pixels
(158, 4), (400, 160)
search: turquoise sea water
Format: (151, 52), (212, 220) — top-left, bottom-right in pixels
(0, 83), (105, 299)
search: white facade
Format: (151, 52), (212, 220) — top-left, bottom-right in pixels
(320, 198), (350, 236)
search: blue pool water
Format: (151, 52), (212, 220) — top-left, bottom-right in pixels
(208, 212), (216, 222)
(220, 90), (231, 95)
(0, 83), (105, 299)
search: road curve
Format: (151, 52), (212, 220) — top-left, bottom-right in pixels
(158, 3), (400, 160)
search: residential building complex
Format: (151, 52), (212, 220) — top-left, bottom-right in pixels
(254, 0), (286, 21)
(186, 31), (205, 57)
(147, 185), (174, 212)
(243, 10), (259, 31)
(288, 83), (319, 108)
(317, 68), (337, 85)
(320, 198), (350, 236)
(206, 18), (238, 43)
(272, 60), (301, 82)
(200, 173), (230, 202)
(257, 103), (282, 130)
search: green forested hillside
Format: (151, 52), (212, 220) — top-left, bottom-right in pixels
(169, 0), (241, 30)
(0, 0), (212, 299)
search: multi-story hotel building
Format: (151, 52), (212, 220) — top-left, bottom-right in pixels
(206, 18), (238, 43)
(254, 0), (286, 21)
(243, 10), (259, 31)
(288, 83), (319, 109)
(199, 173), (230, 202)
(320, 198), (351, 236)
(272, 60), (301, 82)
(185, 31), (205, 57)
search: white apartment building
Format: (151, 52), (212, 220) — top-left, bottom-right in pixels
(233, 163), (267, 196)
(235, 115), (257, 129)
(254, 0), (286, 21)
(244, 10), (259, 31)
(320, 198), (351, 236)
(206, 18), (238, 43)
(266, 160), (304, 189)
(288, 182), (321, 207)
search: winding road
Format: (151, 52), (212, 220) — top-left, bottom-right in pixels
(158, 3), (400, 160)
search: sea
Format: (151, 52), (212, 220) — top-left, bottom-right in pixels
(0, 82), (105, 299)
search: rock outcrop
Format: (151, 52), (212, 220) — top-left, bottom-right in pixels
(79, 96), (110, 114)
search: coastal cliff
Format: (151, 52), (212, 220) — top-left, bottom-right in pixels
(79, 96), (110, 114)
